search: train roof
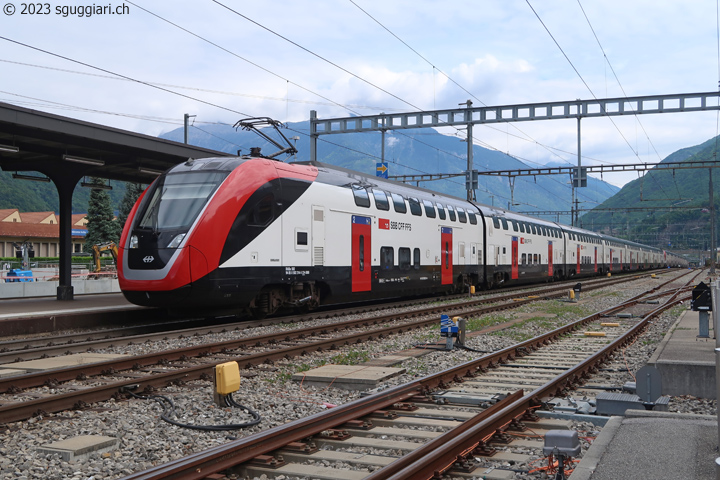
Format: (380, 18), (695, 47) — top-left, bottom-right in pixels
(183, 157), (677, 257)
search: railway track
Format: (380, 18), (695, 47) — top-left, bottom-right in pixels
(110, 269), (697, 480)
(0, 272), (660, 364)
(0, 271), (685, 426)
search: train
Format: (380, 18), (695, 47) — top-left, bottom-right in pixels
(117, 156), (689, 317)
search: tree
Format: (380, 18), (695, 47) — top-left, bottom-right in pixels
(83, 177), (120, 252)
(117, 182), (145, 234)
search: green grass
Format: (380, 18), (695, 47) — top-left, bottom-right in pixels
(330, 350), (370, 365)
(465, 313), (511, 331)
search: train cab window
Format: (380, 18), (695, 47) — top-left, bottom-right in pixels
(352, 185), (371, 208)
(399, 247), (411, 270)
(249, 194), (275, 226)
(391, 193), (407, 214)
(413, 248), (421, 269)
(457, 207), (467, 223)
(492, 217), (500, 229)
(436, 203), (446, 220)
(501, 218), (508, 230)
(468, 211), (477, 225)
(447, 205), (457, 222)
(380, 246), (394, 269)
(423, 200), (436, 218)
(373, 190), (390, 211)
(521, 253), (527, 265)
(408, 197), (423, 216)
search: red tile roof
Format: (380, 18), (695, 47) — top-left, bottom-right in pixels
(0, 222), (85, 238)
(19, 212), (56, 224)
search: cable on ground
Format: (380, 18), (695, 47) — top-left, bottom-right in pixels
(124, 388), (261, 431)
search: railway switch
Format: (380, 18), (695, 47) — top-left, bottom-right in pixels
(440, 315), (466, 350)
(542, 430), (580, 480)
(214, 361), (241, 406)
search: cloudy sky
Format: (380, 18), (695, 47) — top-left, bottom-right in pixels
(1, 0), (718, 187)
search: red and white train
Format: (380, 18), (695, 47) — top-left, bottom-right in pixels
(118, 157), (688, 317)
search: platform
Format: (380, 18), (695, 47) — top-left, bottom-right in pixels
(570, 306), (719, 479)
(0, 292), (152, 337)
(0, 292), (138, 320)
(648, 307), (717, 399)
(570, 410), (717, 480)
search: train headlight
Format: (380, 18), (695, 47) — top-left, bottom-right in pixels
(167, 233), (186, 249)
(129, 235), (139, 249)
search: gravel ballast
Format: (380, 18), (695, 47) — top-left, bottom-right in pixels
(0, 273), (714, 480)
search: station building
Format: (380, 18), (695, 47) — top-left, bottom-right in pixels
(0, 209), (87, 258)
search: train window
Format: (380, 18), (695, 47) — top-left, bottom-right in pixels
(408, 197), (423, 216)
(533, 254), (538, 264)
(521, 253), (527, 265)
(352, 185), (371, 208)
(468, 211), (477, 225)
(391, 193), (407, 213)
(492, 217), (500, 229)
(457, 207), (467, 223)
(501, 218), (508, 230)
(359, 236), (365, 271)
(249, 194), (275, 226)
(399, 247), (411, 270)
(519, 223), (525, 233)
(413, 248), (421, 269)
(511, 220), (518, 232)
(381, 246), (394, 269)
(423, 200), (436, 218)
(503, 247), (506, 254)
(531, 225), (537, 235)
(447, 205), (457, 221)
(445, 241), (450, 268)
(436, 203), (446, 220)
(373, 190), (390, 211)
(296, 231), (308, 246)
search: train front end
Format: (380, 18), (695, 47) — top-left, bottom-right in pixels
(118, 158), (235, 308)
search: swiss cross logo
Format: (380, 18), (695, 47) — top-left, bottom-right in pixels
(379, 219), (390, 230)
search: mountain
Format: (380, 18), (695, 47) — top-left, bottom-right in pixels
(160, 120), (619, 223)
(579, 135), (720, 251)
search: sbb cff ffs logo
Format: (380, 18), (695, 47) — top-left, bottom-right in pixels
(143, 256), (154, 264)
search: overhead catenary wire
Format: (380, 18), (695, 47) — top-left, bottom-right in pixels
(123, 1), (486, 192)
(525, 0), (673, 201)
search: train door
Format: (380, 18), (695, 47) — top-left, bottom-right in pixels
(609, 248), (613, 271)
(576, 244), (581, 274)
(351, 215), (371, 292)
(548, 241), (553, 277)
(441, 227), (453, 285)
(312, 206), (325, 266)
(594, 246), (597, 273)
(511, 236), (519, 280)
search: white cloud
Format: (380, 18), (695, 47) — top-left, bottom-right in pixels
(0, 0), (717, 186)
